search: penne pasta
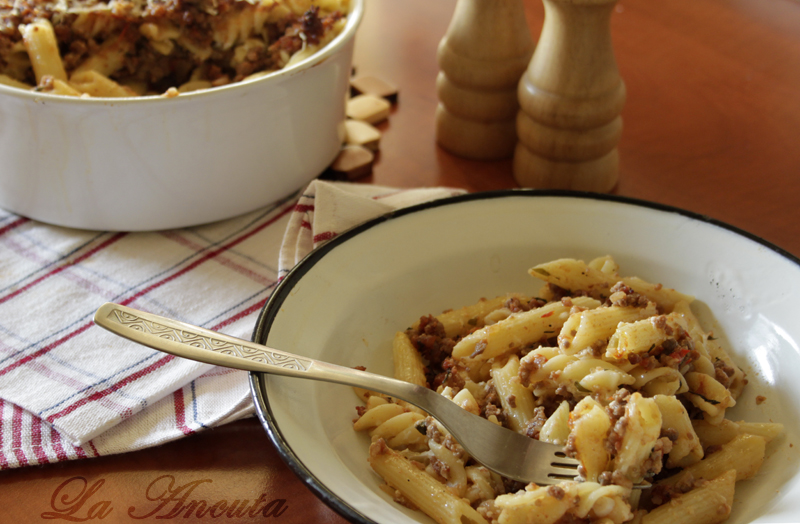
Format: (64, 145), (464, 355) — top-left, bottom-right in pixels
(653, 394), (703, 468)
(368, 440), (488, 524)
(0, 74), (33, 90)
(452, 296), (600, 360)
(656, 434), (766, 488)
(562, 304), (657, 354)
(19, 19), (67, 83)
(491, 355), (536, 433)
(73, 35), (134, 77)
(529, 258), (616, 298)
(642, 470), (735, 524)
(570, 397), (612, 482)
(69, 70), (138, 98)
(352, 255), (780, 524)
(611, 393), (661, 484)
(1, 0), (349, 97)
(692, 418), (784, 448)
(392, 331), (427, 387)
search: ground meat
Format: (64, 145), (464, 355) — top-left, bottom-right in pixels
(587, 341), (604, 357)
(606, 416), (628, 455)
(661, 338), (678, 355)
(608, 282), (651, 308)
(640, 437), (671, 478)
(641, 327), (697, 370)
(606, 389), (631, 420)
(597, 471), (613, 485)
(661, 427), (679, 442)
(469, 339), (488, 359)
(519, 353), (546, 387)
(650, 473), (697, 505)
(369, 437), (390, 457)
(406, 315), (456, 386)
(477, 380), (495, 401)
(546, 283), (571, 301)
(1, 0), (344, 93)
(425, 417), (444, 444)
(442, 434), (464, 457)
(713, 358), (737, 388)
(546, 485), (566, 500)
(553, 385), (574, 402)
(610, 470), (633, 489)
(300, 5), (324, 43)
(430, 456), (450, 480)
(481, 383), (506, 425)
(529, 297), (547, 309)
(638, 354), (658, 370)
(604, 389), (631, 455)
(524, 407), (548, 439)
(507, 394), (517, 409)
(234, 45), (270, 81)
(477, 500), (500, 522)
(504, 297), (529, 313)
(483, 403), (505, 424)
(502, 478), (526, 494)
(565, 433), (578, 459)
(433, 358), (466, 391)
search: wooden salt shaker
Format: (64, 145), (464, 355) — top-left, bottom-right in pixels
(436, 0), (534, 160)
(514, 0), (625, 191)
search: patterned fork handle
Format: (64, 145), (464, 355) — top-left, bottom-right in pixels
(94, 302), (582, 486)
(93, 302), (429, 403)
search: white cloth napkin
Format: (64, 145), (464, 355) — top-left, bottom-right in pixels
(0, 180), (464, 468)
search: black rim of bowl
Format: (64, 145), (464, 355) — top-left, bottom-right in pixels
(249, 188), (800, 524)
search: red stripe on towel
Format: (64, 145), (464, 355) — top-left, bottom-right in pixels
(0, 399), (9, 469)
(0, 233), (127, 306)
(0, 217), (29, 237)
(49, 426), (68, 462)
(173, 389), (194, 436)
(46, 355), (175, 423)
(294, 204), (314, 213)
(11, 404), (28, 467)
(0, 203), (292, 378)
(313, 231), (337, 243)
(30, 415), (49, 465)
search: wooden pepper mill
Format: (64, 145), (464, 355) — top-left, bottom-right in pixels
(436, 0), (534, 160)
(514, 0), (625, 191)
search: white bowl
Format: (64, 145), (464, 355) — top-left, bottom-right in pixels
(251, 190), (800, 524)
(0, 0), (364, 232)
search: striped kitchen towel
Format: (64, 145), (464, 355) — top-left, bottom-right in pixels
(0, 180), (463, 468)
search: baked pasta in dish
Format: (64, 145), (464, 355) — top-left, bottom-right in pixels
(0, 0), (347, 97)
(353, 256), (782, 524)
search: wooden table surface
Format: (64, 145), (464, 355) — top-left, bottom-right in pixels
(3, 0), (800, 521)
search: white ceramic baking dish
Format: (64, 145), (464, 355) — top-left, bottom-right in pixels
(0, 0), (364, 231)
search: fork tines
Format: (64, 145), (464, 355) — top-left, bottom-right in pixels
(547, 451), (581, 483)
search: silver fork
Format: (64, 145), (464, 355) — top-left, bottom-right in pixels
(94, 302), (580, 485)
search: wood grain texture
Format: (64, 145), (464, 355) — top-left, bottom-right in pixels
(514, 0), (625, 191)
(2, 0), (800, 521)
(435, 0), (534, 159)
(0, 420), (348, 523)
(356, 0), (800, 255)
